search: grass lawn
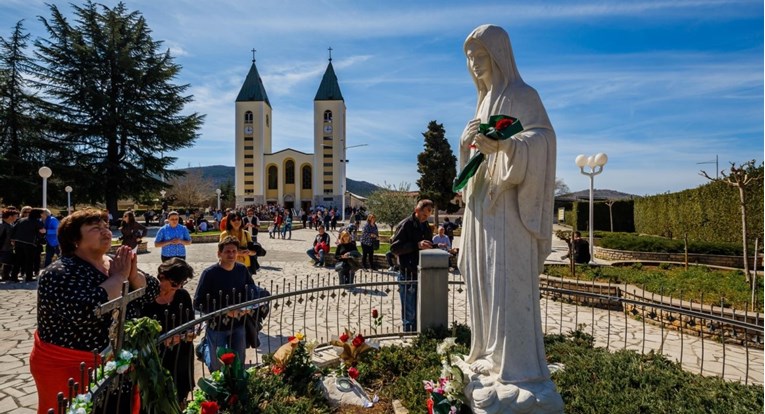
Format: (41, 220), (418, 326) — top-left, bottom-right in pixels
(544, 263), (762, 311)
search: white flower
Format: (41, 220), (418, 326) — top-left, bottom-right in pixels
(116, 362), (130, 374)
(76, 408), (87, 414)
(119, 349), (134, 361)
(437, 337), (457, 355)
(305, 339), (319, 354)
(104, 361), (117, 374)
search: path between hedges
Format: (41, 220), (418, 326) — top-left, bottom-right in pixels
(0, 227), (760, 413)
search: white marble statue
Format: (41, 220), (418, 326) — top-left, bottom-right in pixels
(456, 24), (563, 414)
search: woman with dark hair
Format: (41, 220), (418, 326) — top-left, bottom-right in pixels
(119, 211), (147, 249)
(219, 212), (256, 271)
(30, 208), (159, 413)
(335, 230), (360, 285)
(141, 258), (195, 407)
(10, 208), (44, 282)
(359, 213), (379, 270)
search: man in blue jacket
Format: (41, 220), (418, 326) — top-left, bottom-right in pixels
(42, 209), (60, 267)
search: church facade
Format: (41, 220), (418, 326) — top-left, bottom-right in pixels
(234, 55), (347, 211)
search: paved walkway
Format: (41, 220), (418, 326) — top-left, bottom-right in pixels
(0, 227), (760, 413)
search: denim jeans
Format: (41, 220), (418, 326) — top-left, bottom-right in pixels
(306, 249), (325, 265)
(204, 326), (246, 372)
(398, 270), (417, 332)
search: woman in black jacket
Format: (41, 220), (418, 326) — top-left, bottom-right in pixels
(335, 230), (360, 285)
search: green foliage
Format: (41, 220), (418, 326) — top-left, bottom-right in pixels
(634, 167), (764, 245)
(245, 358), (330, 413)
(598, 232), (744, 255)
(550, 342), (763, 413)
(0, 20), (51, 206)
(416, 120), (458, 222)
(32, 2), (203, 214)
(123, 317), (181, 414)
(365, 182), (417, 231)
(543, 263), (763, 310)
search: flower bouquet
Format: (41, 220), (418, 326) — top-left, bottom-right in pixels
(452, 114), (523, 192)
(186, 348), (249, 414)
(269, 331), (320, 389)
(424, 338), (466, 414)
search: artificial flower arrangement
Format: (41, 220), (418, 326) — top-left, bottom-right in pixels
(453, 114), (523, 192)
(424, 338), (467, 414)
(185, 348), (251, 414)
(269, 331), (320, 386)
(68, 317), (180, 414)
(329, 328), (379, 381)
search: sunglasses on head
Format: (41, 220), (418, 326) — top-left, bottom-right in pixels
(160, 275), (184, 287)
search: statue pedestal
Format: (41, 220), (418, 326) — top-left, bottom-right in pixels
(456, 358), (563, 414)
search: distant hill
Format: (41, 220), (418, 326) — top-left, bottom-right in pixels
(557, 189), (637, 201)
(178, 165), (382, 197)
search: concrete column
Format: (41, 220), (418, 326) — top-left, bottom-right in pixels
(418, 249), (451, 331)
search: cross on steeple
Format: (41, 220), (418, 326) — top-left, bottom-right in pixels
(328, 47), (333, 62)
(251, 48), (256, 63)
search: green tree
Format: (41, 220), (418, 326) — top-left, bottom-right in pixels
(416, 120), (457, 226)
(0, 20), (48, 205)
(366, 182), (417, 231)
(219, 179), (235, 210)
(31, 2), (203, 214)
(700, 160), (763, 285)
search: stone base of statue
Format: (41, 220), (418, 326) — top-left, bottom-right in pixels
(455, 357), (563, 414)
(319, 373), (376, 408)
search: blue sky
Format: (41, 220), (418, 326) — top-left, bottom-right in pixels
(1, 0), (762, 196)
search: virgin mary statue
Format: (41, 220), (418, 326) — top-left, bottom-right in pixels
(456, 24), (563, 413)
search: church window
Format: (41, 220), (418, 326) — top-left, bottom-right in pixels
(268, 166), (278, 189)
(285, 160), (295, 184)
(245, 181), (254, 185)
(266, 114), (270, 127)
(244, 163), (253, 167)
(324, 171), (332, 176)
(245, 190), (253, 195)
(244, 154), (253, 159)
(244, 136), (253, 141)
(244, 172), (253, 176)
(244, 146), (253, 150)
(302, 166), (312, 189)
(323, 136), (332, 141)
(324, 196), (333, 201)
(324, 190), (333, 195)
(323, 153), (332, 158)
(323, 110), (332, 122)
(323, 163), (332, 167)
(244, 111), (253, 124)
(245, 197), (255, 201)
(323, 180), (333, 185)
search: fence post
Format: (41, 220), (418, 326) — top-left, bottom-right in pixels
(418, 249), (451, 331)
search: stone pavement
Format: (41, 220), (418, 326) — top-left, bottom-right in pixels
(0, 227), (760, 413)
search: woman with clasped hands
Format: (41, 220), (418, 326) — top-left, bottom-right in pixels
(30, 209), (159, 414)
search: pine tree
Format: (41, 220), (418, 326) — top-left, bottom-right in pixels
(31, 2), (203, 214)
(416, 120), (458, 225)
(0, 20), (48, 205)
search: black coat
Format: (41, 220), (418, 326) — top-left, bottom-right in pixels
(390, 213), (433, 275)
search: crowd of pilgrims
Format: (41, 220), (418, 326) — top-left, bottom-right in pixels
(8, 201), (368, 413)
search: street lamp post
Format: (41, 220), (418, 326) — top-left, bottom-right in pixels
(38, 166), (52, 209)
(65, 186), (73, 215)
(575, 153), (608, 264)
(215, 188), (221, 211)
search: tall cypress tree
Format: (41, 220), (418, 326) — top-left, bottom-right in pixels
(0, 20), (48, 205)
(32, 2), (203, 214)
(416, 120), (458, 225)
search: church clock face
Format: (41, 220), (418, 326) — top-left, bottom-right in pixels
(323, 125), (333, 134)
(244, 126), (253, 135)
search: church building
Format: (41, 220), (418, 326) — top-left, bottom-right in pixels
(234, 52), (347, 211)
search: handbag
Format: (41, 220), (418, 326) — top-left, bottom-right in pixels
(244, 314), (262, 349)
(372, 239), (380, 250)
(248, 241), (267, 257)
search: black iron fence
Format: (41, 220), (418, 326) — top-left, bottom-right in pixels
(51, 262), (764, 412)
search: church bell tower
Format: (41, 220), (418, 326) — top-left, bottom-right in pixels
(313, 48), (346, 208)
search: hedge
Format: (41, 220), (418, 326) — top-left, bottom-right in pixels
(634, 171), (764, 245)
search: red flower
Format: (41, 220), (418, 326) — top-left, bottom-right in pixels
(228, 394), (239, 406)
(220, 352), (236, 366)
(371, 309), (379, 319)
(352, 334), (365, 347)
(347, 367), (360, 380)
(288, 336), (296, 342)
(495, 117), (515, 131)
(201, 401), (220, 414)
(339, 333), (350, 342)
(271, 365), (284, 375)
